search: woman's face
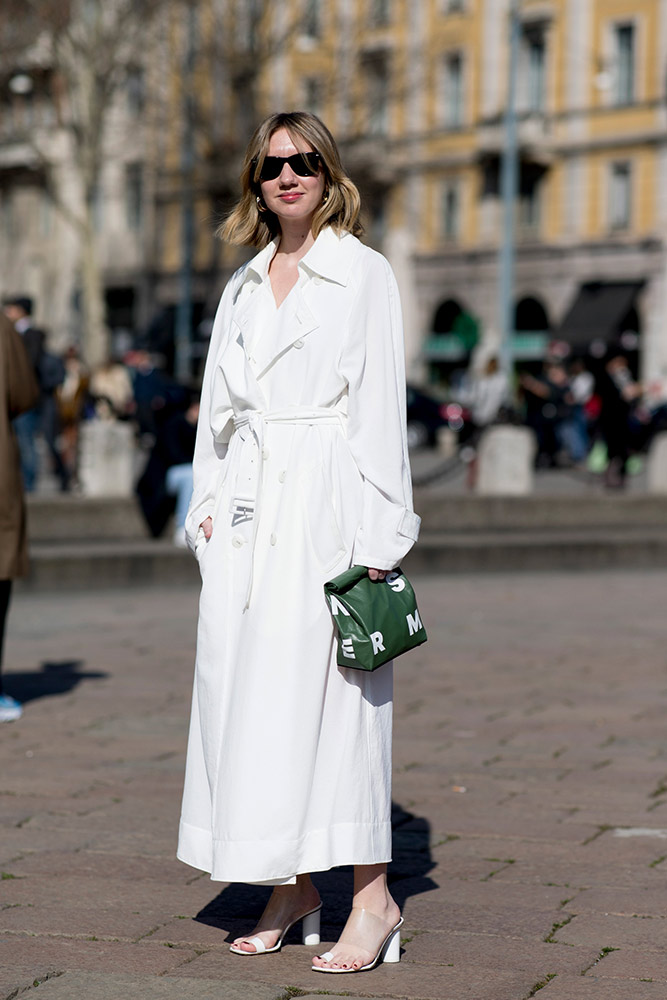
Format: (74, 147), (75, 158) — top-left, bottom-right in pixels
(259, 127), (325, 229)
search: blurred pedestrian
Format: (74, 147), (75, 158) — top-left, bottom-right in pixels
(458, 356), (508, 488)
(3, 296), (43, 491)
(57, 345), (90, 487)
(136, 396), (199, 544)
(558, 357), (594, 465)
(37, 333), (69, 492)
(519, 361), (573, 466)
(597, 350), (642, 488)
(0, 314), (39, 721)
(89, 354), (135, 422)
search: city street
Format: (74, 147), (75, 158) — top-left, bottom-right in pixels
(1, 569), (667, 1000)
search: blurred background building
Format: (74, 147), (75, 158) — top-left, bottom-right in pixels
(1, 0), (666, 387)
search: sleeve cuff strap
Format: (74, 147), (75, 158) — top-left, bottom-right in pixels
(398, 509), (421, 541)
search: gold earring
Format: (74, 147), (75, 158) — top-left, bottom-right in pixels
(256, 195), (267, 214)
(322, 190), (330, 205)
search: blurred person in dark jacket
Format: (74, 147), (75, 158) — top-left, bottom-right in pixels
(136, 397), (199, 544)
(3, 296), (43, 491)
(598, 349), (643, 489)
(0, 314), (39, 721)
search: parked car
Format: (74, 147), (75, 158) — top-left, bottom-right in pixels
(406, 384), (472, 450)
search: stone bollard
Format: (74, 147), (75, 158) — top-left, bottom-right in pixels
(646, 431), (667, 494)
(476, 425), (537, 495)
(79, 419), (135, 497)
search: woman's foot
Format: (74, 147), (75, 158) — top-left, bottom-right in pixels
(312, 902), (402, 971)
(231, 878), (321, 954)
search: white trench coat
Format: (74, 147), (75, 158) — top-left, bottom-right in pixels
(177, 226), (420, 884)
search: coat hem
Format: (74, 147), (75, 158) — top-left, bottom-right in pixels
(177, 817), (392, 883)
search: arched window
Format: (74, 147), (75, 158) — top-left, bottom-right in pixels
(514, 296), (550, 332)
(432, 298), (464, 333)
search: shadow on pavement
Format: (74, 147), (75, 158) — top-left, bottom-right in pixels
(3, 660), (108, 704)
(194, 800), (437, 943)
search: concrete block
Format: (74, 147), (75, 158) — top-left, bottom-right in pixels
(646, 431), (667, 494)
(476, 425), (537, 495)
(79, 420), (135, 497)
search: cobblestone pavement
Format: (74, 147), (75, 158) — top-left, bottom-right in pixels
(1, 571), (667, 1000)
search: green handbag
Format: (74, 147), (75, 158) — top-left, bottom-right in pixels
(324, 565), (427, 671)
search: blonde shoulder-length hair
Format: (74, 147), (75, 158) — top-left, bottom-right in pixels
(219, 111), (363, 247)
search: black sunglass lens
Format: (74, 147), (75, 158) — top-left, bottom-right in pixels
(259, 153), (319, 181)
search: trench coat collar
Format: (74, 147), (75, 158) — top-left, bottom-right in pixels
(231, 228), (353, 381)
(241, 226), (353, 289)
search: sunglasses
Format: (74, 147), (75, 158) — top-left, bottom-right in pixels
(256, 151), (321, 182)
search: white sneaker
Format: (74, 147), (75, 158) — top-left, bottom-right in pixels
(0, 694), (23, 722)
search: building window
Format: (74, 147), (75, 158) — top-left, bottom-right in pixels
(518, 164), (545, 235)
(125, 163), (143, 231)
(444, 0), (465, 12)
(303, 0), (322, 40)
(614, 23), (635, 105)
(522, 25), (546, 112)
(443, 52), (464, 128)
(609, 161), (631, 230)
(365, 54), (390, 135)
(127, 67), (145, 116)
(441, 182), (460, 241)
(303, 77), (323, 117)
(369, 0), (391, 26)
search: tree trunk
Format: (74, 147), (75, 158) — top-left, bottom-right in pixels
(79, 214), (107, 368)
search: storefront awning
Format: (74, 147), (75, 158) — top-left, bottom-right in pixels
(558, 281), (643, 347)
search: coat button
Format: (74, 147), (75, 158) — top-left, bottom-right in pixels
(232, 535), (244, 548)
(293, 338), (304, 349)
(262, 447), (270, 460)
(278, 470), (286, 483)
(270, 533), (277, 546)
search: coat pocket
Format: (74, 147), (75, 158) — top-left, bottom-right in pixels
(298, 464), (347, 575)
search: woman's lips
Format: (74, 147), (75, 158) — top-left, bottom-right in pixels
(278, 193), (302, 202)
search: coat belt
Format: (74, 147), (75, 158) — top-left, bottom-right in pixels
(232, 407), (345, 610)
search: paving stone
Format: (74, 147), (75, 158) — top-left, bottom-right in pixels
(554, 913), (667, 950)
(590, 948), (667, 981)
(0, 936), (197, 975)
(538, 973), (666, 998)
(11, 971), (285, 1000)
(401, 928), (596, 974)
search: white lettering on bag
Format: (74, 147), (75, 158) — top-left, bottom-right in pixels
(386, 572), (405, 592)
(330, 595), (350, 617)
(371, 631), (386, 654)
(406, 610), (423, 636)
(342, 638), (356, 658)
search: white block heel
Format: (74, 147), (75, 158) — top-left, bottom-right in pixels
(382, 925), (401, 963)
(312, 911), (404, 973)
(302, 907), (321, 946)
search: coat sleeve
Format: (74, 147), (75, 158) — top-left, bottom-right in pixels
(184, 277), (236, 551)
(340, 251), (421, 570)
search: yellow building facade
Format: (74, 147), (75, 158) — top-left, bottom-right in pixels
(154, 0), (667, 383)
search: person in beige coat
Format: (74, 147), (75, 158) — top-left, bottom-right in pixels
(0, 314), (39, 721)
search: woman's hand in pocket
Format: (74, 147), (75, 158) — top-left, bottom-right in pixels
(200, 516), (213, 540)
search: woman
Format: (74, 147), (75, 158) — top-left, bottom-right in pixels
(177, 112), (420, 974)
(0, 314), (39, 721)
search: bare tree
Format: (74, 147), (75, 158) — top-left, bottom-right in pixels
(1, 0), (166, 365)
